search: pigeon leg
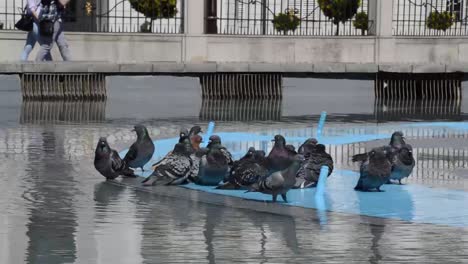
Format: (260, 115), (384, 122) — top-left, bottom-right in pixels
(140, 167), (145, 173)
(398, 179), (402, 185)
(377, 187), (385, 192)
(272, 194), (277, 203)
(142, 176), (157, 186)
(281, 193), (288, 203)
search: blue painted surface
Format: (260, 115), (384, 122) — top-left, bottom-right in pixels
(316, 111), (327, 141)
(315, 166), (329, 198)
(119, 121), (468, 227)
(204, 121), (216, 147)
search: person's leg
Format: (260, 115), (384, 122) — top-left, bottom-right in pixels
(55, 20), (72, 61)
(20, 23), (39, 61)
(35, 22), (54, 62)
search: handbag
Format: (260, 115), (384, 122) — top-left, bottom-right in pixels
(39, 19), (54, 37)
(15, 7), (34, 32)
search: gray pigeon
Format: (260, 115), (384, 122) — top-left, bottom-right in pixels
(354, 148), (392, 192)
(352, 131), (406, 163)
(298, 138), (318, 154)
(194, 135), (233, 186)
(94, 137), (135, 180)
(388, 144), (415, 184)
(295, 144), (334, 189)
(124, 125), (155, 172)
(267, 135), (297, 173)
(152, 129), (191, 171)
(217, 149), (268, 190)
(248, 154), (305, 203)
(142, 142), (193, 186)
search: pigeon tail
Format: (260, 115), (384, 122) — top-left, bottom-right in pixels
(352, 153), (368, 162)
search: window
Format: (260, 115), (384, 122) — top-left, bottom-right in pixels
(447, 0), (462, 21)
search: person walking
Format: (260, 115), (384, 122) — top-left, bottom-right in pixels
(35, 0), (72, 62)
(20, 0), (52, 61)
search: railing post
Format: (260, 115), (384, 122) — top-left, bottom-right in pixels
(373, 0), (394, 64)
(186, 0), (206, 35)
(375, 0), (393, 37)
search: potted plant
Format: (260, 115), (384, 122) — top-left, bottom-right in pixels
(427, 11), (454, 31)
(353, 11), (368, 35)
(318, 0), (360, 35)
(272, 9), (301, 35)
(128, 0), (177, 32)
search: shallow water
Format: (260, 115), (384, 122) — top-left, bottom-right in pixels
(1, 76), (468, 263)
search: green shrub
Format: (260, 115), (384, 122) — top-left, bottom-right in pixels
(128, 0), (177, 20)
(353, 12), (368, 35)
(272, 10), (301, 35)
(427, 11), (454, 31)
(318, 0), (361, 35)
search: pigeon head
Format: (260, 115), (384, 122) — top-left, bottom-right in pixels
(189, 126), (203, 136)
(305, 138), (318, 145)
(272, 135), (286, 147)
(315, 144), (326, 153)
(242, 147), (256, 160)
(398, 145), (414, 165)
(133, 125), (149, 139)
(191, 135), (203, 151)
(285, 144), (296, 153)
(96, 137), (110, 154)
(254, 150), (266, 159)
(207, 135), (222, 148)
(180, 129), (189, 138)
(390, 131), (405, 146)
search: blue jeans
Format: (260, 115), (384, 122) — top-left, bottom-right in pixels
(36, 20), (72, 62)
(20, 22), (52, 61)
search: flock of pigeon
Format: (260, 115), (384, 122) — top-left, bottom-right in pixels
(94, 125), (415, 203)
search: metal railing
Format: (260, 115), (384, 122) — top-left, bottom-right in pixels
(0, 0), (184, 33)
(206, 0), (371, 36)
(393, 0), (468, 36)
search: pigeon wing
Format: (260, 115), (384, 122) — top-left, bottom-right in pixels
(124, 143), (138, 163)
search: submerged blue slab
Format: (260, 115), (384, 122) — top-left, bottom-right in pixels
(180, 169), (468, 228)
(119, 121), (468, 227)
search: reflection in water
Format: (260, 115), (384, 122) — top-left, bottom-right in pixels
(200, 99), (282, 121)
(24, 130), (77, 264)
(20, 100), (106, 124)
(374, 99), (462, 121)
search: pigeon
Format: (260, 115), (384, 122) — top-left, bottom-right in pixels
(266, 135), (297, 173)
(152, 129), (191, 171)
(189, 125), (203, 138)
(94, 137), (135, 180)
(298, 138), (318, 154)
(388, 145), (415, 184)
(187, 135), (205, 182)
(248, 154), (305, 203)
(142, 142), (193, 186)
(217, 149), (268, 190)
(194, 135), (233, 186)
(124, 125), (155, 172)
(352, 131), (406, 163)
(294, 144), (334, 189)
(354, 148), (392, 192)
